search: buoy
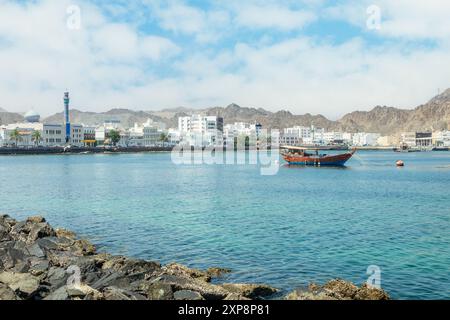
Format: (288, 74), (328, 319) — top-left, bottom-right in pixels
(396, 160), (405, 167)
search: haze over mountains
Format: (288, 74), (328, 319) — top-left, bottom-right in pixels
(1, 89), (449, 135)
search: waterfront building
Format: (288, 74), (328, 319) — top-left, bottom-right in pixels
(224, 122), (260, 147)
(401, 132), (433, 147)
(127, 123), (144, 146)
(323, 131), (344, 145)
(415, 132), (433, 147)
(82, 126), (96, 147)
(95, 120), (125, 145)
(279, 132), (302, 146)
(167, 129), (181, 146)
(353, 133), (381, 146)
(377, 135), (399, 147)
(401, 132), (417, 147)
(433, 131), (450, 147)
(178, 115), (224, 147)
(143, 126), (160, 146)
(0, 122), (84, 147)
(302, 127), (326, 145)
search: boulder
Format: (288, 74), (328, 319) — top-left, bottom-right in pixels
(26, 243), (46, 258)
(164, 263), (211, 282)
(206, 267), (232, 279)
(323, 279), (360, 300)
(102, 286), (147, 301)
(146, 282), (174, 300)
(284, 280), (390, 301)
(90, 271), (131, 290)
(73, 239), (96, 256)
(0, 283), (18, 300)
(28, 258), (49, 277)
(26, 216), (46, 224)
(153, 274), (229, 300)
(354, 284), (390, 300)
(174, 290), (204, 300)
(221, 283), (279, 299)
(67, 284), (102, 299)
(224, 293), (251, 300)
(27, 222), (56, 243)
(0, 272), (40, 297)
(55, 228), (76, 239)
(45, 267), (68, 289)
(43, 286), (69, 300)
(102, 256), (161, 276)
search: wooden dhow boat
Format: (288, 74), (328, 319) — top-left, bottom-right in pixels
(281, 146), (356, 166)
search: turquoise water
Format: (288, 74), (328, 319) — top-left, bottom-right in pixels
(0, 151), (449, 299)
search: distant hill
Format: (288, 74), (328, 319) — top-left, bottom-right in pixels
(0, 110), (24, 125)
(0, 88), (445, 134)
(336, 89), (450, 134)
(43, 109), (165, 128)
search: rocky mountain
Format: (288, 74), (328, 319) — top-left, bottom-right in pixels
(337, 89), (450, 134)
(3, 88), (449, 134)
(0, 110), (24, 125)
(43, 109), (166, 128)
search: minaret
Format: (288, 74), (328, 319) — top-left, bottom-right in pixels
(64, 92), (71, 144)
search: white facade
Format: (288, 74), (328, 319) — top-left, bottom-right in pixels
(95, 121), (126, 145)
(401, 132), (417, 147)
(178, 115), (224, 147)
(143, 126), (160, 146)
(224, 122), (260, 147)
(302, 127), (326, 145)
(353, 133), (381, 146)
(167, 129), (181, 145)
(323, 131), (344, 144)
(433, 131), (450, 147)
(0, 122), (83, 147)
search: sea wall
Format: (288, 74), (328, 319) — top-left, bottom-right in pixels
(0, 146), (174, 155)
(0, 215), (389, 300)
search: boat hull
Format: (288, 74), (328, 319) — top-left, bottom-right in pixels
(282, 152), (354, 166)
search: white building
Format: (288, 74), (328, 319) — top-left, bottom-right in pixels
(433, 131), (450, 147)
(400, 132), (433, 148)
(167, 129), (181, 146)
(178, 115), (224, 147)
(342, 133), (353, 145)
(143, 126), (160, 146)
(95, 120), (127, 146)
(302, 127), (326, 145)
(224, 122), (260, 147)
(0, 122), (84, 147)
(353, 133), (381, 146)
(323, 132), (344, 144)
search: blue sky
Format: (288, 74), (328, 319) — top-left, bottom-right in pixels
(1, 0), (449, 118)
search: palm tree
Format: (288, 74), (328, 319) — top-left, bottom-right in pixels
(32, 130), (42, 147)
(9, 128), (21, 147)
(159, 133), (169, 147)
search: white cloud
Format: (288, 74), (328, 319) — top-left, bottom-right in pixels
(0, 0), (179, 114)
(325, 0), (450, 41)
(0, 0), (449, 120)
(234, 5), (316, 31)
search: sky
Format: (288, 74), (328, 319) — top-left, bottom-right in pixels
(0, 0), (450, 119)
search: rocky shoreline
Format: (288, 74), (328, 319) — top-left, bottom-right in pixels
(0, 215), (389, 301)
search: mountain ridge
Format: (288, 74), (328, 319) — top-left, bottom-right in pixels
(1, 89), (449, 135)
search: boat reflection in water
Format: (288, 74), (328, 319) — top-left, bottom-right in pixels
(280, 145), (356, 167)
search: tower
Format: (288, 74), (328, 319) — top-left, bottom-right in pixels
(64, 92), (71, 144)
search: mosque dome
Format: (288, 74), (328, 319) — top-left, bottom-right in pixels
(24, 110), (41, 123)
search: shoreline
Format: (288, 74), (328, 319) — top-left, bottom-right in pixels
(0, 146), (413, 156)
(0, 146), (174, 156)
(0, 215), (390, 300)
